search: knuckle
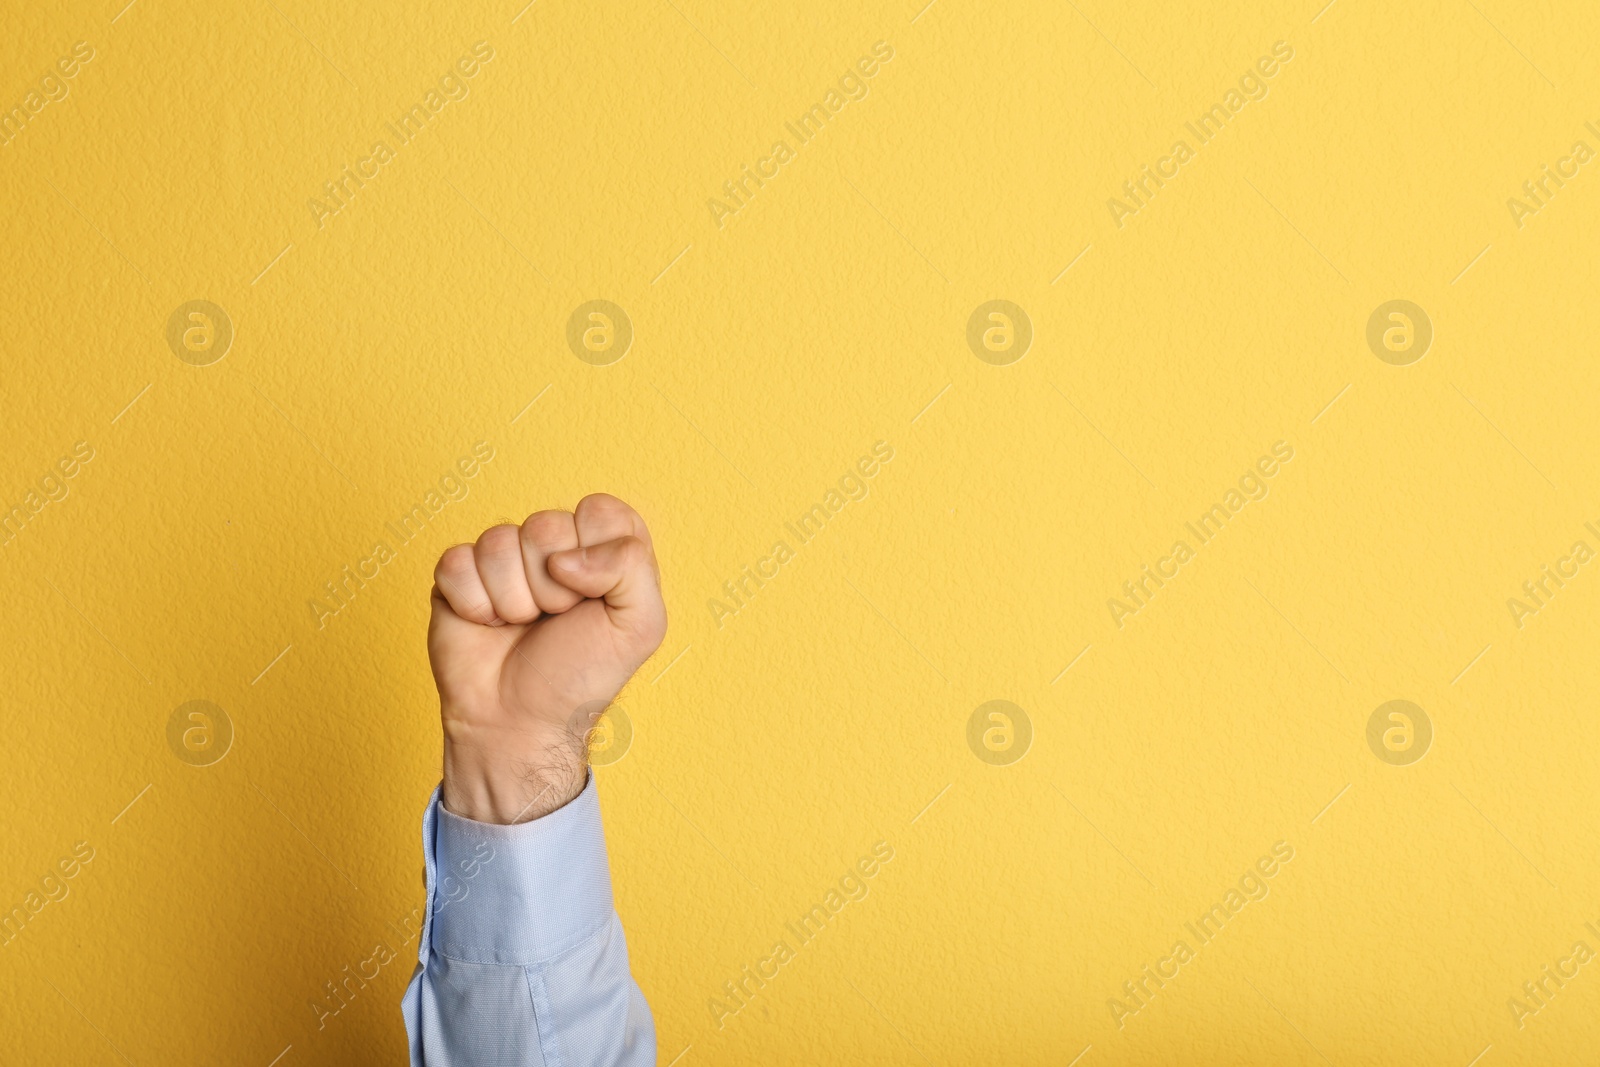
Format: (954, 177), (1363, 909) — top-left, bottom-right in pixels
(475, 523), (522, 561)
(576, 493), (633, 526)
(576, 494), (651, 549)
(521, 511), (574, 551)
(434, 544), (474, 582)
(434, 547), (493, 619)
(577, 492), (625, 511)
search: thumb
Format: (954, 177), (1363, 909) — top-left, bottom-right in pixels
(547, 536), (665, 636)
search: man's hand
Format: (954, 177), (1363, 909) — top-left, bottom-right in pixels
(428, 494), (667, 824)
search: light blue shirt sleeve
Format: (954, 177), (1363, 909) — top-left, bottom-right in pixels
(401, 773), (655, 1066)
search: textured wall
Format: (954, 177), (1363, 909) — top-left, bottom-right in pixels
(3, 0), (1599, 1064)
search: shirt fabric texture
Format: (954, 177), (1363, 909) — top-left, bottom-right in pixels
(401, 774), (655, 1066)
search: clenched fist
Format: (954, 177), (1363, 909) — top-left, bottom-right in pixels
(428, 494), (667, 824)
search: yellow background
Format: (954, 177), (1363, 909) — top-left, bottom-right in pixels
(3, 0), (1599, 1063)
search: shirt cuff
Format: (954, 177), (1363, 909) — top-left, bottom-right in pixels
(425, 773), (616, 967)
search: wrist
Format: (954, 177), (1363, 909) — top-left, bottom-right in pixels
(442, 729), (589, 824)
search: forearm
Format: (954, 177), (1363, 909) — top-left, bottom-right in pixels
(402, 776), (655, 1067)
